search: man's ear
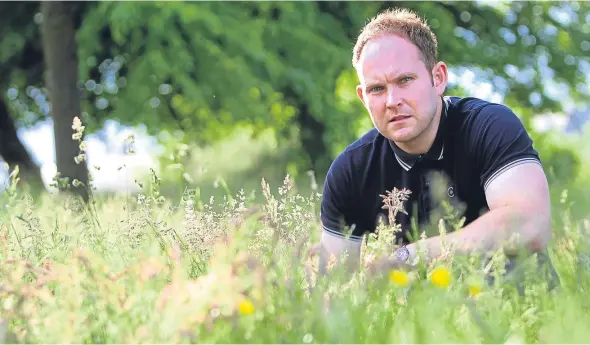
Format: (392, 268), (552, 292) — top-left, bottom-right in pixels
(356, 85), (366, 106)
(432, 61), (448, 96)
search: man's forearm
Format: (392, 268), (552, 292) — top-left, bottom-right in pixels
(318, 231), (362, 275)
(409, 206), (551, 263)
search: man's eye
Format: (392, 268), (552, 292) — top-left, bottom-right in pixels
(370, 86), (383, 92)
(400, 77), (412, 83)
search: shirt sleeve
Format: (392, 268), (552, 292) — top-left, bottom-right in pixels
(469, 104), (543, 191)
(320, 152), (364, 243)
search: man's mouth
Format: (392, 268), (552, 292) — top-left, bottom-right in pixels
(389, 115), (411, 122)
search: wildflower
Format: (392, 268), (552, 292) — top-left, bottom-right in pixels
(74, 154), (86, 164)
(468, 284), (482, 297)
(389, 269), (410, 287)
(238, 298), (254, 315)
(430, 266), (451, 288)
(72, 117), (85, 135)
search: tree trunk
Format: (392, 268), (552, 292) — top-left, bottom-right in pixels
(282, 87), (330, 177)
(295, 103), (330, 175)
(0, 96), (45, 190)
(40, 1), (89, 202)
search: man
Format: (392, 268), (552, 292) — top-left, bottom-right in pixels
(319, 8), (552, 274)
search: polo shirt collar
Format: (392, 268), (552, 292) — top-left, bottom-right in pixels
(389, 97), (449, 171)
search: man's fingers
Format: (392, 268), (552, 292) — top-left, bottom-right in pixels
(367, 256), (397, 275)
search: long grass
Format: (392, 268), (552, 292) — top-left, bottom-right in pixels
(1, 167), (589, 344)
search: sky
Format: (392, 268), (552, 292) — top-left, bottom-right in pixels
(0, 119), (162, 193)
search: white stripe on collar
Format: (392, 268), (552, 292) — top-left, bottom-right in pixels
(395, 154), (412, 171)
(395, 98), (448, 171)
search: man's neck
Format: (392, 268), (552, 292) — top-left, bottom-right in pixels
(395, 98), (443, 155)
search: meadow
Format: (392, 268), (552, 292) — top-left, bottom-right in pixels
(1, 127), (590, 344)
(2, 2), (590, 343)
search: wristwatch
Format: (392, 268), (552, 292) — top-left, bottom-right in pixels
(394, 245), (410, 263)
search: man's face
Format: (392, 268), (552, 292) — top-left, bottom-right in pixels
(356, 34), (447, 151)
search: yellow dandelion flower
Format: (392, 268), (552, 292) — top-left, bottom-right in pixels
(430, 266), (452, 288)
(238, 299), (254, 315)
(389, 269), (410, 287)
(468, 284), (482, 297)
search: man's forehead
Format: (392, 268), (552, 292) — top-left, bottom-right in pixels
(361, 34), (421, 62)
(357, 34), (423, 80)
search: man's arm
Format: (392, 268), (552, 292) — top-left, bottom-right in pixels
(317, 152), (364, 275)
(407, 161), (551, 262)
(319, 228), (363, 275)
(406, 100), (552, 263)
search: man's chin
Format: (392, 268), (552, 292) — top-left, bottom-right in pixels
(387, 130), (417, 143)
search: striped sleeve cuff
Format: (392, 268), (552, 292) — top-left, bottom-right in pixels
(322, 224), (364, 243)
(483, 157), (543, 191)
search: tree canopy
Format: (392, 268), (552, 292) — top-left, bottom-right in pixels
(1, 1), (588, 191)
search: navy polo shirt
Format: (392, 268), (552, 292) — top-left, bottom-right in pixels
(320, 96), (542, 245)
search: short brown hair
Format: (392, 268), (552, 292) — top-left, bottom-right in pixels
(352, 8), (438, 72)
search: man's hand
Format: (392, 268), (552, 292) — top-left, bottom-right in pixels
(406, 241), (453, 267)
(365, 246), (418, 277)
(366, 255), (406, 277)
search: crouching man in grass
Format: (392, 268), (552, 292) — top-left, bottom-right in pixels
(318, 7), (555, 285)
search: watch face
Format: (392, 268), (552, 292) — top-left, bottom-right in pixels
(396, 247), (409, 261)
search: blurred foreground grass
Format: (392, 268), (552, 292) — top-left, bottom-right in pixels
(1, 124), (590, 343)
(1, 163), (590, 343)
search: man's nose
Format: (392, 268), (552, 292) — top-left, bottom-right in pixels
(385, 88), (401, 108)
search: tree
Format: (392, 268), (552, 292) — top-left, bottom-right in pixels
(2, 1), (589, 191)
(0, 1), (90, 194)
(40, 1), (89, 201)
(0, 2), (45, 189)
(73, 1), (589, 177)
(74, 2), (362, 175)
(0, 96), (43, 189)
